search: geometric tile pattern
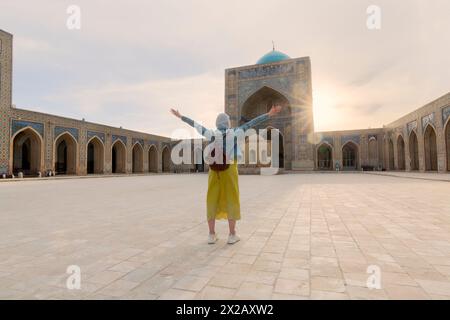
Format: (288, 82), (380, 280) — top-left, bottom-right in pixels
(421, 112), (435, 130)
(54, 126), (79, 141)
(407, 120), (418, 135)
(11, 119), (44, 138)
(341, 135), (360, 146)
(442, 105), (450, 126)
(87, 131), (105, 143)
(318, 136), (334, 146)
(132, 138), (144, 147)
(112, 135), (127, 145)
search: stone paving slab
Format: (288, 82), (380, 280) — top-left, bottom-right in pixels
(1, 173), (450, 299)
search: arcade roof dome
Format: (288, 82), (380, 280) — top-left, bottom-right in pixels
(256, 50), (290, 65)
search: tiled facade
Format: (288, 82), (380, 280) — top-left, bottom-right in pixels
(226, 52), (450, 173)
(0, 30), (178, 176)
(225, 57), (315, 171)
(1, 29), (449, 176)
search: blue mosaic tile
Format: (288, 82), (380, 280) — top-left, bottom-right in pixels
(11, 120), (44, 138)
(442, 105), (450, 126)
(54, 126), (79, 141)
(407, 120), (417, 135)
(148, 140), (159, 148)
(238, 63), (295, 80)
(132, 138), (144, 147)
(87, 131), (105, 143)
(112, 135), (127, 145)
(341, 134), (360, 145)
(319, 136), (334, 146)
(421, 112), (435, 130)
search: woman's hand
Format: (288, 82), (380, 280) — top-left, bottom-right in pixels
(268, 105), (282, 117)
(170, 108), (182, 118)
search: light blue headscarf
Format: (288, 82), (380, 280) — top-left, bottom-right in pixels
(215, 113), (230, 130)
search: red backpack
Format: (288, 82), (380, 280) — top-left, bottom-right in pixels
(208, 133), (230, 172)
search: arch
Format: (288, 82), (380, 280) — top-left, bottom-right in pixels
(397, 135), (406, 170)
(317, 142), (333, 170)
(342, 141), (358, 170)
(87, 136), (105, 174)
(111, 140), (126, 174)
(388, 139), (395, 170)
(423, 124), (438, 171)
(162, 146), (171, 172)
(11, 127), (43, 176)
(240, 86), (291, 123)
(409, 130), (419, 170)
(368, 137), (378, 168)
(445, 119), (450, 171)
(54, 132), (77, 175)
(148, 145), (158, 173)
(132, 142), (144, 173)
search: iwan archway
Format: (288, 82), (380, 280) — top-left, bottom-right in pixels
(388, 139), (395, 170)
(397, 135), (406, 170)
(54, 132), (77, 175)
(317, 142), (333, 170)
(342, 141), (358, 170)
(11, 127), (43, 176)
(162, 146), (171, 172)
(112, 140), (126, 174)
(132, 142), (144, 173)
(87, 137), (104, 174)
(409, 131), (419, 170)
(423, 124), (437, 171)
(148, 145), (158, 173)
(240, 86), (291, 170)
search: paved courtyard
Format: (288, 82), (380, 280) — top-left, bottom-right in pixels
(1, 173), (450, 300)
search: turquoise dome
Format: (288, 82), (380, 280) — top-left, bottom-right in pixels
(256, 50), (290, 64)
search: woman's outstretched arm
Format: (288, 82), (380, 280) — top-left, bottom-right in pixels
(170, 108), (211, 137)
(237, 105), (282, 132)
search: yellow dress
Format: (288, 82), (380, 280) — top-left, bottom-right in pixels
(207, 163), (240, 220)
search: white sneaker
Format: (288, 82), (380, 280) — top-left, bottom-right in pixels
(208, 233), (218, 244)
(227, 234), (240, 244)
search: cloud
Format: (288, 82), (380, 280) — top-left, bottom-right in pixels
(44, 72), (224, 138)
(1, 0), (449, 135)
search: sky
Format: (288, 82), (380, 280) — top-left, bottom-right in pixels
(1, 0), (449, 138)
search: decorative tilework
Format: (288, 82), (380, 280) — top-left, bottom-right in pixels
(421, 112), (435, 130)
(442, 105), (450, 126)
(11, 119), (44, 138)
(318, 136), (334, 146)
(368, 134), (377, 141)
(87, 131), (105, 143)
(238, 63), (295, 80)
(54, 126), (79, 141)
(148, 140), (159, 148)
(112, 134), (127, 145)
(132, 138), (144, 147)
(407, 120), (417, 135)
(341, 134), (360, 145)
(161, 141), (171, 149)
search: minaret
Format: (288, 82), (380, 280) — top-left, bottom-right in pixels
(0, 29), (13, 175)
